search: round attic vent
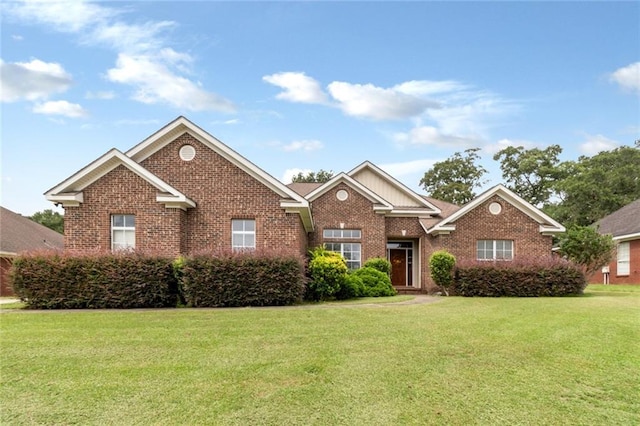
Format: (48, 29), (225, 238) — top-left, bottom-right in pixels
(489, 202), (502, 215)
(336, 189), (349, 201)
(179, 145), (196, 161)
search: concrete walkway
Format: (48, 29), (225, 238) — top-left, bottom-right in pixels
(0, 298), (20, 305)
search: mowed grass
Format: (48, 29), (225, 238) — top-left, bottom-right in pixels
(1, 287), (639, 425)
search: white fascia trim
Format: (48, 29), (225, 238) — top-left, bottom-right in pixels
(45, 192), (84, 207)
(347, 161), (441, 214)
(540, 224), (566, 235)
(433, 184), (565, 234)
(126, 116), (308, 205)
(426, 225), (456, 235)
(613, 232), (640, 242)
(305, 173), (393, 210)
(156, 194), (197, 210)
(0, 251), (17, 257)
(281, 201), (314, 232)
(387, 209), (439, 217)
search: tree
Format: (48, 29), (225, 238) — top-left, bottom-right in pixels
(429, 250), (456, 296)
(557, 226), (614, 276)
(291, 169), (334, 183)
(419, 148), (487, 205)
(30, 209), (64, 234)
(493, 144), (567, 207)
(548, 145), (640, 227)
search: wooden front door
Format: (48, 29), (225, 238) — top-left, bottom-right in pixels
(390, 249), (407, 287)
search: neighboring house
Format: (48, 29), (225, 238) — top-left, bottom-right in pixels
(591, 199), (640, 284)
(45, 117), (565, 293)
(0, 207), (64, 296)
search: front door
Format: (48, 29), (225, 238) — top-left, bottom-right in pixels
(390, 249), (407, 286)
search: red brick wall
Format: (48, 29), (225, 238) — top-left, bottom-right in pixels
(590, 239), (640, 284)
(436, 195), (554, 262)
(309, 183), (386, 261)
(64, 133), (307, 257)
(140, 133), (306, 256)
(1, 257), (14, 296)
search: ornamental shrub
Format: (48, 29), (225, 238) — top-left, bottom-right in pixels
(180, 251), (305, 307)
(363, 257), (392, 274)
(351, 267), (396, 297)
(11, 251), (178, 309)
(429, 250), (456, 296)
(453, 257), (586, 297)
(306, 246), (348, 301)
(334, 273), (365, 300)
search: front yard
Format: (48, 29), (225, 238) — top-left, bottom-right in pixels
(1, 286), (638, 425)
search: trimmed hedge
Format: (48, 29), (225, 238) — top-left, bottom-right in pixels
(453, 257), (587, 297)
(363, 257), (392, 274)
(351, 267), (396, 297)
(306, 246), (348, 301)
(11, 252), (178, 309)
(180, 252), (305, 307)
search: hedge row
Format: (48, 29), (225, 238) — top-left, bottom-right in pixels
(11, 252), (178, 309)
(10, 251), (306, 309)
(453, 257), (587, 297)
(180, 252), (305, 307)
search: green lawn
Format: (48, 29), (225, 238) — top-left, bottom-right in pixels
(1, 287), (638, 425)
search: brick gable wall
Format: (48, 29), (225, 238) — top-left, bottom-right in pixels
(140, 133), (306, 255)
(309, 183), (386, 261)
(436, 195), (553, 261)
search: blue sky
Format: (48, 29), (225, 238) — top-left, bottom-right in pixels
(1, 1), (638, 216)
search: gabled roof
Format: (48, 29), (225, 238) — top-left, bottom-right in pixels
(426, 184), (565, 235)
(305, 173), (393, 213)
(348, 161), (441, 216)
(0, 207), (64, 256)
(594, 198), (640, 241)
(44, 149), (196, 210)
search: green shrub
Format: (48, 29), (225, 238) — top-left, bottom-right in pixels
(363, 257), (392, 274)
(351, 267), (396, 297)
(453, 257), (587, 297)
(11, 251), (178, 309)
(180, 251), (305, 307)
(306, 246), (348, 301)
(429, 250), (456, 296)
(335, 273), (365, 300)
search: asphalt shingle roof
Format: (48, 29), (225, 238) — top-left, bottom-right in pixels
(0, 207), (64, 254)
(594, 198), (640, 238)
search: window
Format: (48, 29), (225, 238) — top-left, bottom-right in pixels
(325, 242), (361, 270)
(617, 242), (630, 276)
(477, 240), (513, 260)
(111, 214), (135, 251)
(232, 219), (255, 250)
(323, 229), (361, 239)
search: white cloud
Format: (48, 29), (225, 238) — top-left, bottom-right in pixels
(379, 159), (439, 177)
(394, 125), (480, 147)
(11, 35), (24, 41)
(482, 138), (538, 155)
(281, 168), (313, 184)
(281, 140), (324, 152)
(0, 58), (72, 102)
(262, 72), (328, 104)
(610, 62), (640, 93)
(85, 90), (115, 100)
(394, 80), (467, 96)
(579, 134), (620, 155)
(6, 1), (235, 113)
(33, 100), (88, 118)
(327, 81), (434, 120)
(106, 53), (235, 112)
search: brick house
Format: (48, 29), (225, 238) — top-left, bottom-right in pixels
(46, 116), (565, 292)
(0, 206), (64, 296)
(590, 199), (640, 285)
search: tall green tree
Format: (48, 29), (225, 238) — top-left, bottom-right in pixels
(548, 145), (640, 227)
(419, 148), (487, 205)
(291, 169), (334, 183)
(493, 144), (567, 207)
(30, 209), (64, 234)
(557, 226), (614, 276)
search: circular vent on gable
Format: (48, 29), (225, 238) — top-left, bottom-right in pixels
(179, 145), (196, 161)
(336, 189), (349, 201)
(489, 202), (502, 215)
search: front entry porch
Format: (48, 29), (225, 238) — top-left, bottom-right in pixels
(387, 240), (420, 292)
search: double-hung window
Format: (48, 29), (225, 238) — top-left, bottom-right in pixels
(477, 239), (513, 260)
(323, 229), (361, 270)
(617, 242), (630, 276)
(111, 214), (135, 251)
(232, 219), (256, 250)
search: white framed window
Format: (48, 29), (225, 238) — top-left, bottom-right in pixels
(232, 219), (256, 250)
(477, 239), (513, 260)
(617, 242), (630, 276)
(325, 242), (361, 270)
(111, 214), (135, 251)
(323, 229), (361, 239)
